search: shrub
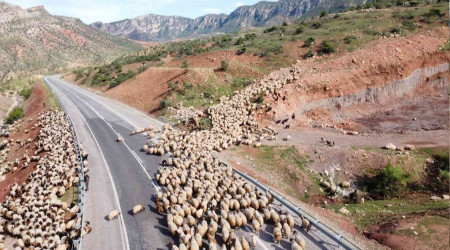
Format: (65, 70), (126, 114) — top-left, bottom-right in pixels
(390, 27), (401, 34)
(311, 22), (322, 29)
(236, 47), (247, 55)
(303, 50), (314, 59)
(244, 33), (257, 40)
(408, 1), (419, 7)
(159, 98), (172, 109)
(19, 88), (33, 100)
(295, 26), (305, 34)
(181, 60), (189, 69)
(235, 37), (244, 45)
(221, 60), (229, 71)
(282, 21), (288, 26)
(304, 37), (315, 47)
(4, 107), (24, 124)
(320, 40), (335, 54)
(264, 26), (278, 33)
(109, 70), (136, 89)
(366, 163), (411, 198)
(343, 35), (357, 44)
(320, 10), (327, 18)
(424, 8), (444, 17)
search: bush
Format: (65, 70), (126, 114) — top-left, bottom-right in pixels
(4, 107), (24, 124)
(264, 26), (278, 33)
(304, 37), (315, 47)
(282, 21), (288, 26)
(19, 88), (33, 100)
(159, 98), (172, 109)
(109, 70), (136, 89)
(235, 37), (244, 45)
(366, 163), (411, 198)
(221, 60), (229, 71)
(181, 60), (189, 69)
(303, 50), (314, 59)
(295, 26), (305, 34)
(244, 33), (257, 40)
(320, 10), (327, 18)
(311, 22), (322, 29)
(343, 35), (357, 44)
(320, 40), (335, 54)
(236, 47), (247, 55)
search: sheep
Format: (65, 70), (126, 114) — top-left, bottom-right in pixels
(108, 210), (120, 221)
(273, 226), (282, 244)
(132, 204), (145, 216)
(300, 216), (311, 232)
(293, 231), (306, 249)
(116, 137), (122, 142)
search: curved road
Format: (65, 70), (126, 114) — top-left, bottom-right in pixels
(45, 76), (350, 250)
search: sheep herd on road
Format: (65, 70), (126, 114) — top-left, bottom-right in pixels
(0, 110), (88, 249)
(143, 67), (311, 249)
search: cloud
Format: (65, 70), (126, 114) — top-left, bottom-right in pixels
(235, 2), (245, 7)
(202, 8), (220, 14)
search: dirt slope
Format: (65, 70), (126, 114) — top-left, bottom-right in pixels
(105, 67), (186, 112)
(268, 27), (449, 120)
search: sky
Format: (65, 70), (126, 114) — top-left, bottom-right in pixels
(7, 0), (272, 24)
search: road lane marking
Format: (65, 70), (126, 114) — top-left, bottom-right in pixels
(70, 91), (161, 192)
(54, 76), (165, 128)
(47, 79), (131, 250)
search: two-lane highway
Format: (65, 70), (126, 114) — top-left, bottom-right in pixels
(45, 76), (171, 250)
(45, 76), (352, 250)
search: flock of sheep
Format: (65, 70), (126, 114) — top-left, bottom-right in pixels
(143, 67), (311, 249)
(0, 110), (88, 249)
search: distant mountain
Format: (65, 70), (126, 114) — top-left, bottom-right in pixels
(91, 0), (367, 41)
(0, 1), (140, 82)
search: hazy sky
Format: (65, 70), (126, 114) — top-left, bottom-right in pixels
(7, 0), (272, 24)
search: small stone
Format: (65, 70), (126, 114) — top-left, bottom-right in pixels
(442, 195), (449, 200)
(385, 204), (393, 207)
(413, 231), (418, 235)
(404, 144), (415, 150)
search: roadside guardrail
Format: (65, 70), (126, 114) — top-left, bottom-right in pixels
(46, 78), (87, 250)
(218, 158), (360, 250)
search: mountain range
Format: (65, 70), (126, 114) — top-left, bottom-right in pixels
(0, 1), (139, 82)
(91, 0), (368, 41)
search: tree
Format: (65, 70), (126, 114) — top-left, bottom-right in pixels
(221, 60), (229, 71)
(320, 10), (327, 18)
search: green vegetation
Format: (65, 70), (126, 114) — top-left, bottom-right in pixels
(42, 80), (61, 110)
(365, 163), (411, 198)
(320, 10), (327, 18)
(19, 87), (33, 100)
(304, 37), (315, 47)
(303, 50), (314, 59)
(319, 40), (336, 54)
(329, 198), (450, 230)
(109, 70), (136, 89)
(60, 185), (79, 203)
(4, 107), (24, 124)
(165, 77), (254, 109)
(295, 26), (305, 34)
(182, 60), (189, 69)
(221, 60), (229, 71)
(264, 26), (278, 33)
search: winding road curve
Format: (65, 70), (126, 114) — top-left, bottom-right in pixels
(44, 76), (348, 250)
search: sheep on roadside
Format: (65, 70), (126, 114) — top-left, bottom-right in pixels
(132, 204), (145, 216)
(108, 210), (120, 221)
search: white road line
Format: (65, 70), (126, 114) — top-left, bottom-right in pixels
(48, 81), (130, 250)
(59, 80), (141, 129)
(69, 90), (161, 192)
(54, 76), (164, 128)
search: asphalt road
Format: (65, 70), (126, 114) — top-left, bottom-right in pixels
(45, 76), (348, 250)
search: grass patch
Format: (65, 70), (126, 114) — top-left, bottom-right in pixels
(42, 79), (62, 110)
(329, 198), (450, 230)
(19, 87), (33, 100)
(60, 185), (79, 204)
